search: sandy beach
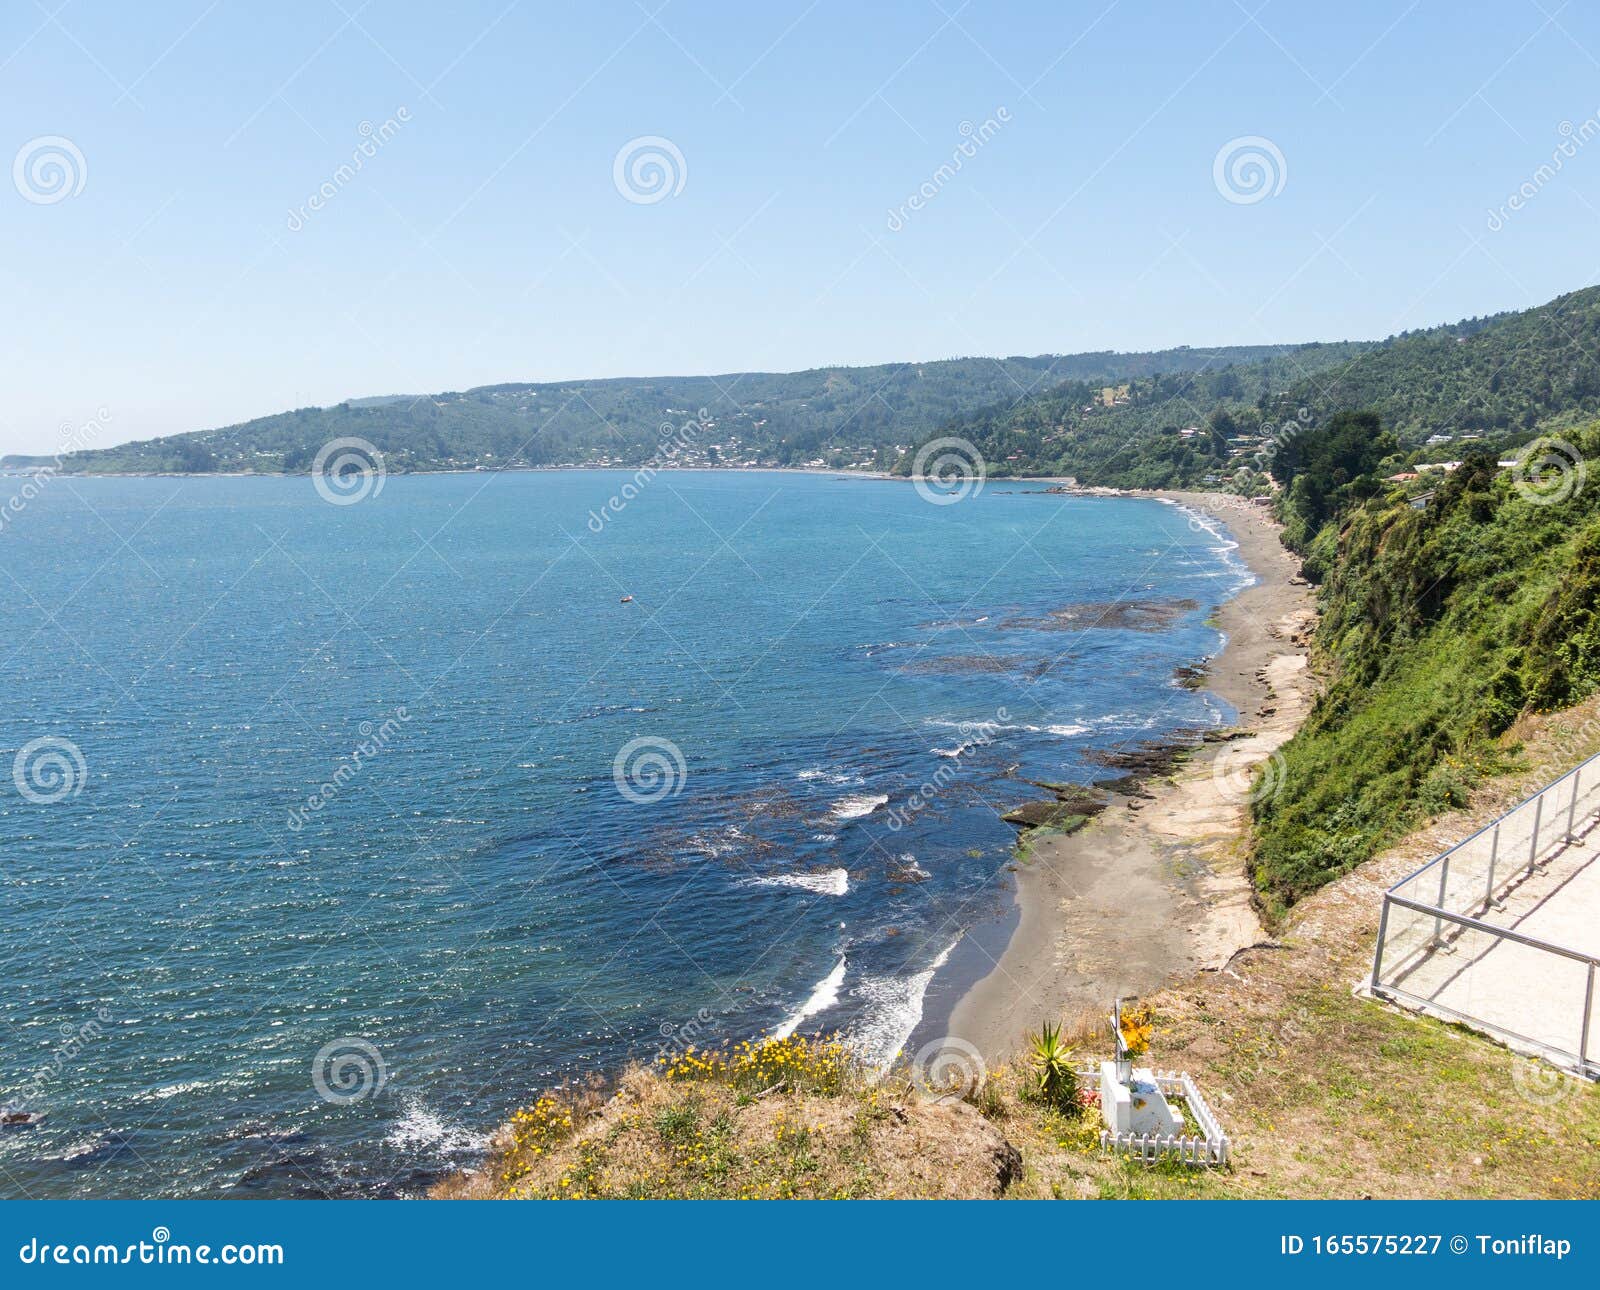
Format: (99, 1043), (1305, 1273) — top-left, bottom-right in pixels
(945, 490), (1318, 1060)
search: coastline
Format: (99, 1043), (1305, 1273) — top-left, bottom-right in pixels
(943, 489), (1318, 1061)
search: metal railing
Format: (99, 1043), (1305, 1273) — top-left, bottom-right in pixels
(1369, 750), (1600, 1079)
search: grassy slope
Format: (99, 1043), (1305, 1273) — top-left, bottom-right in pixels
(1252, 428), (1600, 910)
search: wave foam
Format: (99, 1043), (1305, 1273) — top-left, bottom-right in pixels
(749, 868), (849, 897)
(846, 939), (961, 1073)
(798, 766), (864, 786)
(386, 1097), (488, 1157)
(772, 958), (847, 1039)
(831, 793), (888, 820)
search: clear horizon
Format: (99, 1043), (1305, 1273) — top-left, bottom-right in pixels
(7, 1), (1600, 454)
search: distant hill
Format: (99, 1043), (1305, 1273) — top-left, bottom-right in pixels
(3, 345), (1342, 476)
(904, 287), (1600, 488)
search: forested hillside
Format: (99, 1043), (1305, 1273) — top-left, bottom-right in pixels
(4, 345), (1304, 477)
(907, 286), (1600, 488)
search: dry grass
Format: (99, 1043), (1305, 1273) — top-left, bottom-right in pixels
(433, 1039), (1027, 1200)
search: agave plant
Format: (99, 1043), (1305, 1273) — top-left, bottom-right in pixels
(1028, 1020), (1079, 1111)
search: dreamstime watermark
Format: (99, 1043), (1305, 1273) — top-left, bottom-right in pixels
(286, 108), (411, 231)
(585, 409), (709, 533)
(0, 407), (111, 534)
(612, 735), (687, 804)
(1210, 745), (1287, 805)
(8, 1007), (112, 1117)
(612, 135), (687, 204)
(887, 708), (1008, 831)
(312, 1036), (389, 1104)
(1212, 135), (1287, 205)
(1511, 437), (1586, 506)
(911, 436), (986, 505)
(1252, 406), (1314, 470)
(311, 436), (386, 505)
(12, 135), (87, 205)
(653, 1007), (720, 1066)
(886, 109), (1011, 232)
(18, 1229), (284, 1267)
(1487, 113), (1600, 232)
(12, 736), (88, 804)
(1510, 1056), (1581, 1107)
(910, 1035), (986, 1098)
(285, 706), (409, 832)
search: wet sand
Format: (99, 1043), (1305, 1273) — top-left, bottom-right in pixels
(944, 491), (1318, 1060)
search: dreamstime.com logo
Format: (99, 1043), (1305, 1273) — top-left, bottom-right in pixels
(1212, 135), (1287, 205)
(911, 1035), (986, 1099)
(286, 108), (410, 231)
(285, 706), (409, 833)
(887, 708), (1009, 831)
(12, 736), (87, 804)
(18, 1228), (284, 1267)
(612, 736), (687, 804)
(312, 437), (386, 505)
(312, 1036), (389, 1104)
(0, 406), (112, 535)
(1210, 745), (1287, 805)
(886, 109), (1011, 231)
(911, 436), (986, 505)
(10, 1007), (112, 1117)
(12, 135), (87, 205)
(586, 409), (710, 533)
(1487, 113), (1600, 231)
(1510, 1056), (1582, 1107)
(613, 135), (687, 205)
(1512, 438), (1586, 506)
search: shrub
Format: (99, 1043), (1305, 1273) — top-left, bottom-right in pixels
(1027, 1021), (1079, 1112)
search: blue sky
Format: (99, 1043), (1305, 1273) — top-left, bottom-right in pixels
(5, 0), (1600, 454)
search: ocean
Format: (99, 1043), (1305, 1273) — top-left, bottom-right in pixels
(0, 469), (1248, 1197)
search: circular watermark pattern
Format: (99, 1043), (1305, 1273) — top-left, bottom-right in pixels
(1210, 745), (1286, 805)
(12, 736), (87, 804)
(612, 136), (687, 205)
(911, 1035), (987, 1099)
(1212, 135), (1287, 205)
(612, 735), (687, 804)
(312, 437), (386, 506)
(13, 135), (87, 205)
(312, 1037), (388, 1104)
(911, 436), (986, 506)
(1510, 1056), (1579, 1106)
(1512, 438), (1586, 506)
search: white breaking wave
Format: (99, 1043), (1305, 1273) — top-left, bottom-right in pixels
(895, 853), (931, 880)
(386, 1097), (488, 1157)
(845, 938), (961, 1073)
(830, 792), (888, 820)
(798, 766), (864, 786)
(772, 958), (847, 1039)
(748, 867), (849, 897)
(926, 717), (1087, 746)
(1169, 502), (1255, 593)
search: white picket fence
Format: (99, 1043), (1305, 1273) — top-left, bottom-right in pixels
(1080, 1067), (1231, 1167)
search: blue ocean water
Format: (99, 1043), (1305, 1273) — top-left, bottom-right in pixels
(0, 470), (1247, 1198)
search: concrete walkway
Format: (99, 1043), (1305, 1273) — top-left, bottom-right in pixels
(1380, 834), (1600, 1074)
